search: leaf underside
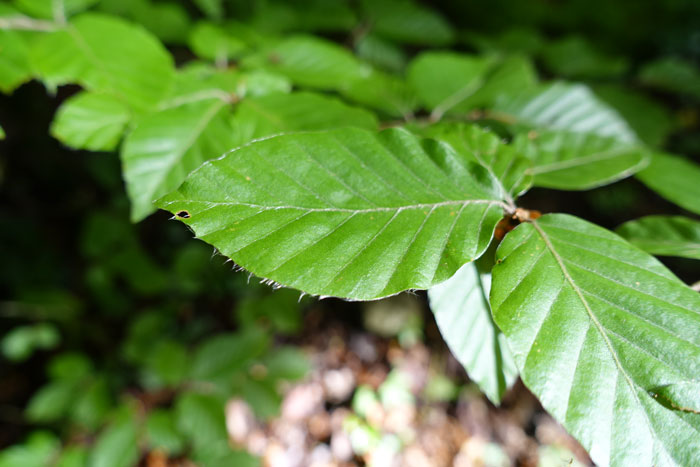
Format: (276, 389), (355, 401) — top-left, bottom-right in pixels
(158, 127), (508, 300)
(491, 214), (700, 466)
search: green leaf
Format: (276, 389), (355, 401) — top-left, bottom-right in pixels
(428, 262), (518, 405)
(593, 84), (674, 148)
(355, 33), (407, 73)
(490, 213), (700, 466)
(190, 328), (269, 383)
(360, 0), (454, 46)
(188, 21), (247, 63)
(175, 392), (228, 449)
(50, 91), (131, 151)
(494, 82), (637, 143)
(192, 0), (222, 20)
(0, 432), (59, 467)
(636, 153), (700, 216)
(231, 91), (378, 146)
(616, 216), (700, 260)
(146, 409), (185, 455)
(340, 68), (418, 118)
(513, 130), (649, 190)
(261, 346), (310, 381)
(0, 28), (34, 93)
(89, 412), (139, 467)
(1, 323), (59, 361)
(158, 127), (509, 300)
(540, 36), (628, 79)
(144, 339), (189, 387)
(0, 124), (5, 139)
(31, 13), (175, 111)
(241, 35), (368, 91)
(419, 122), (532, 198)
(14, 0), (99, 19)
(121, 97), (235, 221)
(639, 58), (700, 100)
(407, 51), (494, 118)
(26, 381), (75, 422)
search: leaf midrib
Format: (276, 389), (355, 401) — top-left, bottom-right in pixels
(530, 219), (662, 452)
(527, 146), (639, 175)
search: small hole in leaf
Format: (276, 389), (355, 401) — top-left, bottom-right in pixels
(176, 210), (190, 219)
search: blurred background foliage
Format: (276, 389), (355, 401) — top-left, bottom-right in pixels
(0, 0), (699, 465)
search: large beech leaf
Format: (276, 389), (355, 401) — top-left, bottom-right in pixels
(30, 13), (174, 111)
(513, 130), (649, 190)
(616, 216), (700, 260)
(50, 91), (131, 151)
(230, 91), (378, 146)
(491, 213), (700, 466)
(494, 82), (637, 143)
(158, 127), (509, 300)
(428, 261), (518, 405)
(121, 98), (235, 221)
(636, 153), (700, 216)
(420, 122), (532, 198)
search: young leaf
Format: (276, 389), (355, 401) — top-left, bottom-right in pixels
(121, 98), (235, 221)
(420, 122), (533, 199)
(428, 262), (518, 405)
(50, 91), (130, 151)
(513, 130), (649, 190)
(31, 13), (175, 111)
(158, 127), (510, 300)
(360, 0), (455, 46)
(494, 82), (638, 143)
(636, 153), (700, 216)
(231, 91), (378, 146)
(616, 216), (700, 260)
(491, 213), (700, 466)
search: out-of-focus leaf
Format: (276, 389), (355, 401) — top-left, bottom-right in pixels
(594, 84), (674, 147)
(175, 392), (228, 449)
(55, 445), (88, 467)
(616, 216), (700, 260)
(236, 288), (304, 334)
(121, 97), (236, 221)
(158, 127), (508, 300)
(193, 0), (222, 19)
(407, 51), (493, 118)
(0, 28), (33, 93)
(146, 409), (185, 455)
(144, 340), (189, 388)
(25, 381), (75, 422)
(636, 153), (700, 215)
(241, 35), (369, 91)
(231, 91), (378, 146)
(639, 57), (700, 100)
(261, 346), (310, 381)
(360, 0), (454, 46)
(1, 323), (59, 361)
(494, 82), (637, 143)
(190, 327), (269, 383)
(541, 36), (628, 79)
(14, 0), (98, 19)
(239, 378), (281, 419)
(50, 91), (131, 151)
(31, 13), (175, 111)
(48, 353), (92, 381)
(355, 33), (406, 73)
(0, 432), (59, 467)
(513, 130), (649, 190)
(189, 21), (247, 63)
(491, 213), (700, 466)
(88, 411), (139, 467)
(340, 69), (418, 118)
(72, 378), (111, 429)
(0, 124), (5, 139)
(428, 262), (518, 405)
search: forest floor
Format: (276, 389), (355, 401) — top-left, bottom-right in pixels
(193, 294), (593, 467)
